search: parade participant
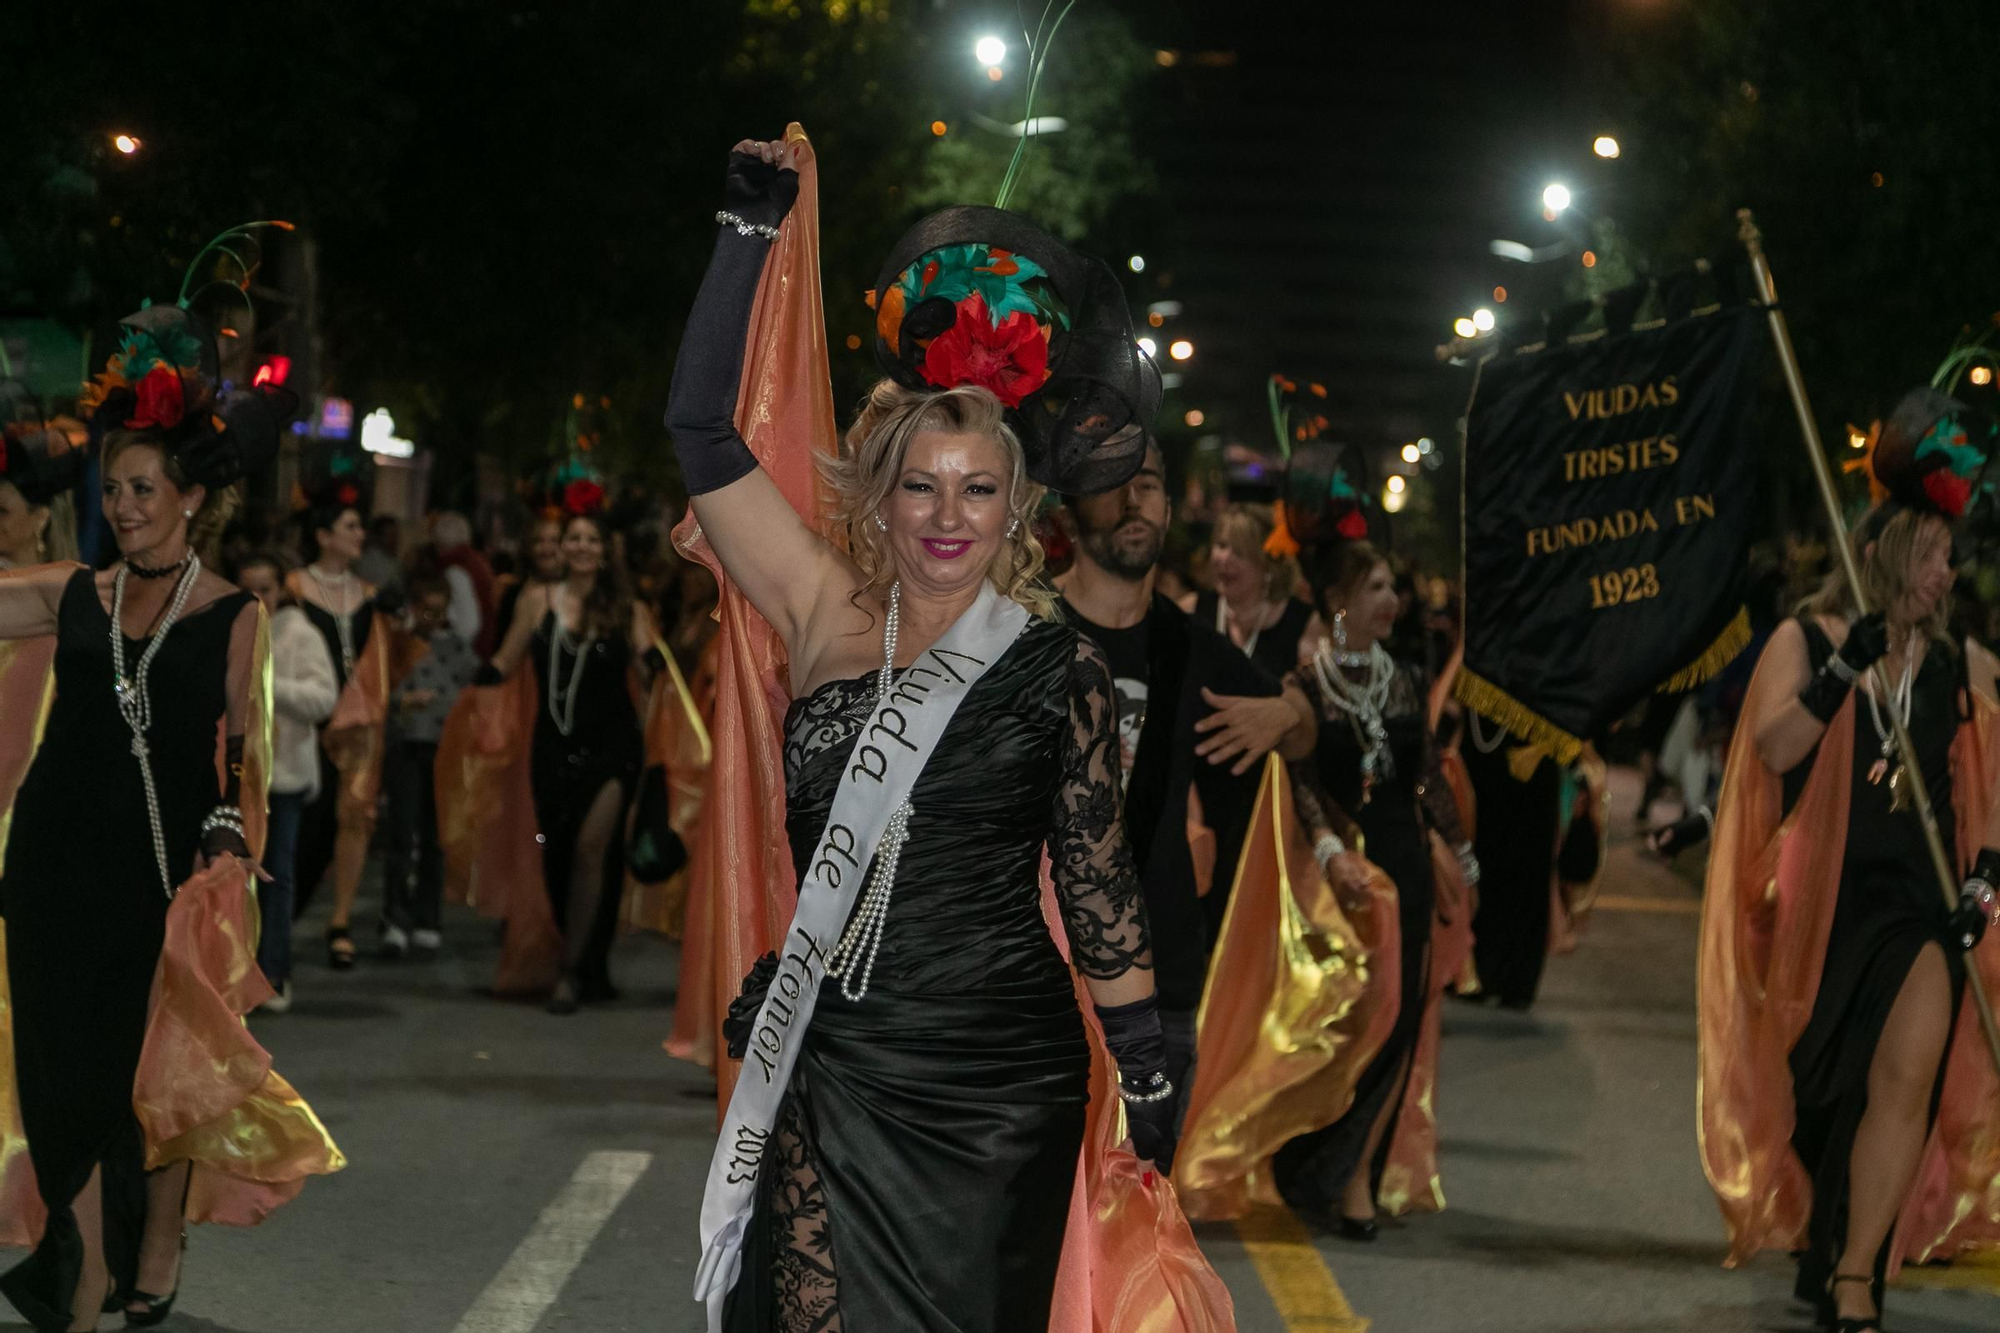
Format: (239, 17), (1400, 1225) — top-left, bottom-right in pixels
(1700, 389), (2000, 1333)
(1056, 446), (1317, 1116)
(235, 552), (339, 1012)
(287, 462), (394, 969)
(1272, 536), (1476, 1237)
(485, 509), (654, 1013)
(491, 514), (564, 645)
(0, 289), (342, 1332)
(428, 510), (494, 651)
(670, 138), (1183, 1331)
(1176, 500), (1323, 935)
(380, 574), (478, 960)
(0, 417), (81, 571)
(352, 514), (403, 600)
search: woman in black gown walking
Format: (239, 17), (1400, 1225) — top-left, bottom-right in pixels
(1279, 539), (1474, 1238)
(487, 511), (652, 1014)
(669, 138), (1175, 1330)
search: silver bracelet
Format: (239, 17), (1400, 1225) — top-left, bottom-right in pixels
(715, 210), (780, 242)
(1117, 1071), (1176, 1105)
(1313, 832), (1346, 866)
(1826, 654), (1860, 685)
(200, 806), (245, 836)
(1455, 841), (1482, 887)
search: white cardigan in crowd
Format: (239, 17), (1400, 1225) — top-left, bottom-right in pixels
(270, 603), (340, 799)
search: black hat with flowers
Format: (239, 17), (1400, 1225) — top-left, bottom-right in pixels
(1266, 374), (1388, 555)
(1865, 386), (1997, 524)
(79, 222), (300, 490)
(867, 206), (1157, 496)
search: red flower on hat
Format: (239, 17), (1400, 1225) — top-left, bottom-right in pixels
(335, 483), (361, 508)
(1336, 508), (1369, 541)
(920, 293), (1051, 408)
(563, 478), (605, 516)
(126, 366), (188, 431)
(1922, 469), (1972, 520)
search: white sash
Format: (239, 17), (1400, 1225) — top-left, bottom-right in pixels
(694, 583), (1030, 1325)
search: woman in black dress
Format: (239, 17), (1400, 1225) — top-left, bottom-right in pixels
(1711, 490), (2000, 1332)
(0, 424), (262, 1328)
(488, 511), (652, 1014)
(669, 139), (1173, 1330)
(1279, 539), (1474, 1238)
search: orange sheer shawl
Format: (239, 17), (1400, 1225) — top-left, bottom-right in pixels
(0, 605), (343, 1247)
(1698, 632), (2000, 1268)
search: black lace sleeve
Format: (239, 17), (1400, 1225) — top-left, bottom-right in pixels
(1048, 635), (1153, 980)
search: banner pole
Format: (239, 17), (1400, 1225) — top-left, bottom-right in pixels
(1737, 208), (2000, 1077)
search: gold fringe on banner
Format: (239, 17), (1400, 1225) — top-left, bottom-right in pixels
(1654, 606), (1752, 695)
(1455, 605), (1753, 766)
(1452, 668), (1584, 765)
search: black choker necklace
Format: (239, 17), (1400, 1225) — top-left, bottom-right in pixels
(127, 554), (191, 580)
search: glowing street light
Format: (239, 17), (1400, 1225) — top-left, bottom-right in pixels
(1136, 336), (1158, 358)
(1453, 316), (1478, 339)
(1400, 443), (1421, 464)
(1386, 475), (1406, 494)
(1973, 365), (1995, 387)
(113, 133), (142, 155)
(1168, 339), (1194, 362)
(1593, 136), (1621, 159)
(1472, 307), (1496, 332)
(1847, 429), (1868, 450)
(1184, 409), (1205, 428)
(1542, 182), (1572, 214)
(975, 35), (1006, 66)
(1417, 437), (1434, 454)
(1382, 482), (1408, 514)
(1128, 254), (1146, 273)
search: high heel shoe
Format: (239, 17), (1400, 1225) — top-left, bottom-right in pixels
(123, 1228), (187, 1327)
(1826, 1272), (1883, 1332)
(326, 925), (356, 971)
(1335, 1214), (1378, 1243)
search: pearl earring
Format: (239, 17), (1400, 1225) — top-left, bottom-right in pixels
(874, 514), (888, 532)
(183, 509), (195, 520)
(1006, 518), (1020, 539)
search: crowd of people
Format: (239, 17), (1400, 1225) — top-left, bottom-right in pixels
(1, 137), (1998, 1333)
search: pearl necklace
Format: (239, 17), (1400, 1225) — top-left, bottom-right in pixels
(546, 587), (597, 737)
(1311, 638), (1396, 804)
(110, 555), (204, 899)
(306, 563), (358, 674)
(1863, 640), (1917, 803)
(828, 581), (913, 1002)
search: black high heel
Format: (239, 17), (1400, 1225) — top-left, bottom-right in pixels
(1826, 1272), (1883, 1333)
(1335, 1214), (1378, 1243)
(326, 925), (356, 971)
(122, 1228), (185, 1326)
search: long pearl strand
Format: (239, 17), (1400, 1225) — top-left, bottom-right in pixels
(828, 581), (913, 1002)
(1311, 637), (1396, 803)
(546, 587), (596, 736)
(306, 563), (358, 674)
(110, 555), (204, 898)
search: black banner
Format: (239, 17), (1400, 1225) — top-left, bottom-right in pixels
(1456, 305), (1764, 761)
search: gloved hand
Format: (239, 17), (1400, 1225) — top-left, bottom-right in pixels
(723, 952), (780, 1060)
(1649, 809), (1713, 858)
(1122, 1080), (1178, 1172)
(723, 145), (800, 232)
(472, 660), (504, 687)
(1952, 850), (2000, 951)
(1097, 994), (1179, 1170)
(1800, 611), (1892, 723)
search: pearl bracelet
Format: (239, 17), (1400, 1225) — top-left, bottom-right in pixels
(1117, 1071), (1176, 1105)
(200, 806), (245, 837)
(715, 210), (781, 242)
(1313, 832), (1346, 866)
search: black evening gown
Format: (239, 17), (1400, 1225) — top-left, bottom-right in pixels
(291, 594), (373, 917)
(724, 619), (1146, 1332)
(1274, 665), (1438, 1214)
(529, 614), (642, 992)
(1786, 620), (1965, 1308)
(0, 570), (252, 1330)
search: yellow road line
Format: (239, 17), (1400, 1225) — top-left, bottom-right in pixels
(1591, 894), (1701, 915)
(1232, 1205), (1371, 1332)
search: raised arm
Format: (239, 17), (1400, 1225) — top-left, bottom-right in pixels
(665, 139), (849, 652)
(0, 564), (81, 640)
(1753, 614), (1886, 775)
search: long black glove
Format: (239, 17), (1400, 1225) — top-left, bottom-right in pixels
(1799, 611), (1891, 723)
(1096, 994), (1178, 1170)
(1649, 808), (1712, 858)
(1951, 849), (2000, 951)
(663, 149), (802, 497)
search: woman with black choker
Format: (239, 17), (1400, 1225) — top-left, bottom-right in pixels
(485, 508), (655, 1013)
(1701, 390), (2000, 1333)
(0, 290), (341, 1332)
(670, 138), (1180, 1331)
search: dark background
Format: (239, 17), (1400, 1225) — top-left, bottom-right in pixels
(8, 0), (2000, 570)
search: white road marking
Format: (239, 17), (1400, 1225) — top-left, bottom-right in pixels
(451, 1150), (652, 1333)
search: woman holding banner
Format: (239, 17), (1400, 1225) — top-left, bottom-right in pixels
(668, 139), (1178, 1331)
(1700, 389), (2000, 1333)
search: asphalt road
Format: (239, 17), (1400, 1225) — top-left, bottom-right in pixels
(15, 772), (1997, 1333)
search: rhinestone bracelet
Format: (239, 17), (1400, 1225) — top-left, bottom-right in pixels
(715, 210), (781, 242)
(1313, 832), (1346, 867)
(200, 806), (245, 836)
(1827, 655), (1860, 685)
(1117, 1071), (1176, 1105)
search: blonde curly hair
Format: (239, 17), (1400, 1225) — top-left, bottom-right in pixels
(818, 380), (1056, 620)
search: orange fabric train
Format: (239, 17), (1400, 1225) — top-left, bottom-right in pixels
(1173, 754), (1395, 1220)
(0, 604), (343, 1248)
(671, 125), (1235, 1327)
(1698, 628), (2000, 1268)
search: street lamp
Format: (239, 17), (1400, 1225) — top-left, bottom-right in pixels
(1542, 182), (1572, 214)
(1168, 339), (1194, 362)
(1472, 307), (1495, 332)
(975, 35), (1006, 66)
(1592, 136), (1621, 159)
(1386, 475), (1406, 494)
(1452, 316), (1478, 339)
(1128, 254), (1146, 273)
(1973, 365), (1995, 387)
(1400, 443), (1420, 464)
(1137, 336), (1158, 358)
(112, 133), (142, 155)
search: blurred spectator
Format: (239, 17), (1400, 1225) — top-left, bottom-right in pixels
(354, 515), (405, 597)
(430, 510), (496, 652)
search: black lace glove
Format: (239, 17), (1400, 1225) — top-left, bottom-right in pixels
(723, 952), (780, 1060)
(1097, 994), (1177, 1170)
(1649, 808), (1712, 858)
(1799, 611), (1891, 723)
(722, 148), (800, 232)
(1952, 849), (2000, 951)
(473, 660), (504, 687)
